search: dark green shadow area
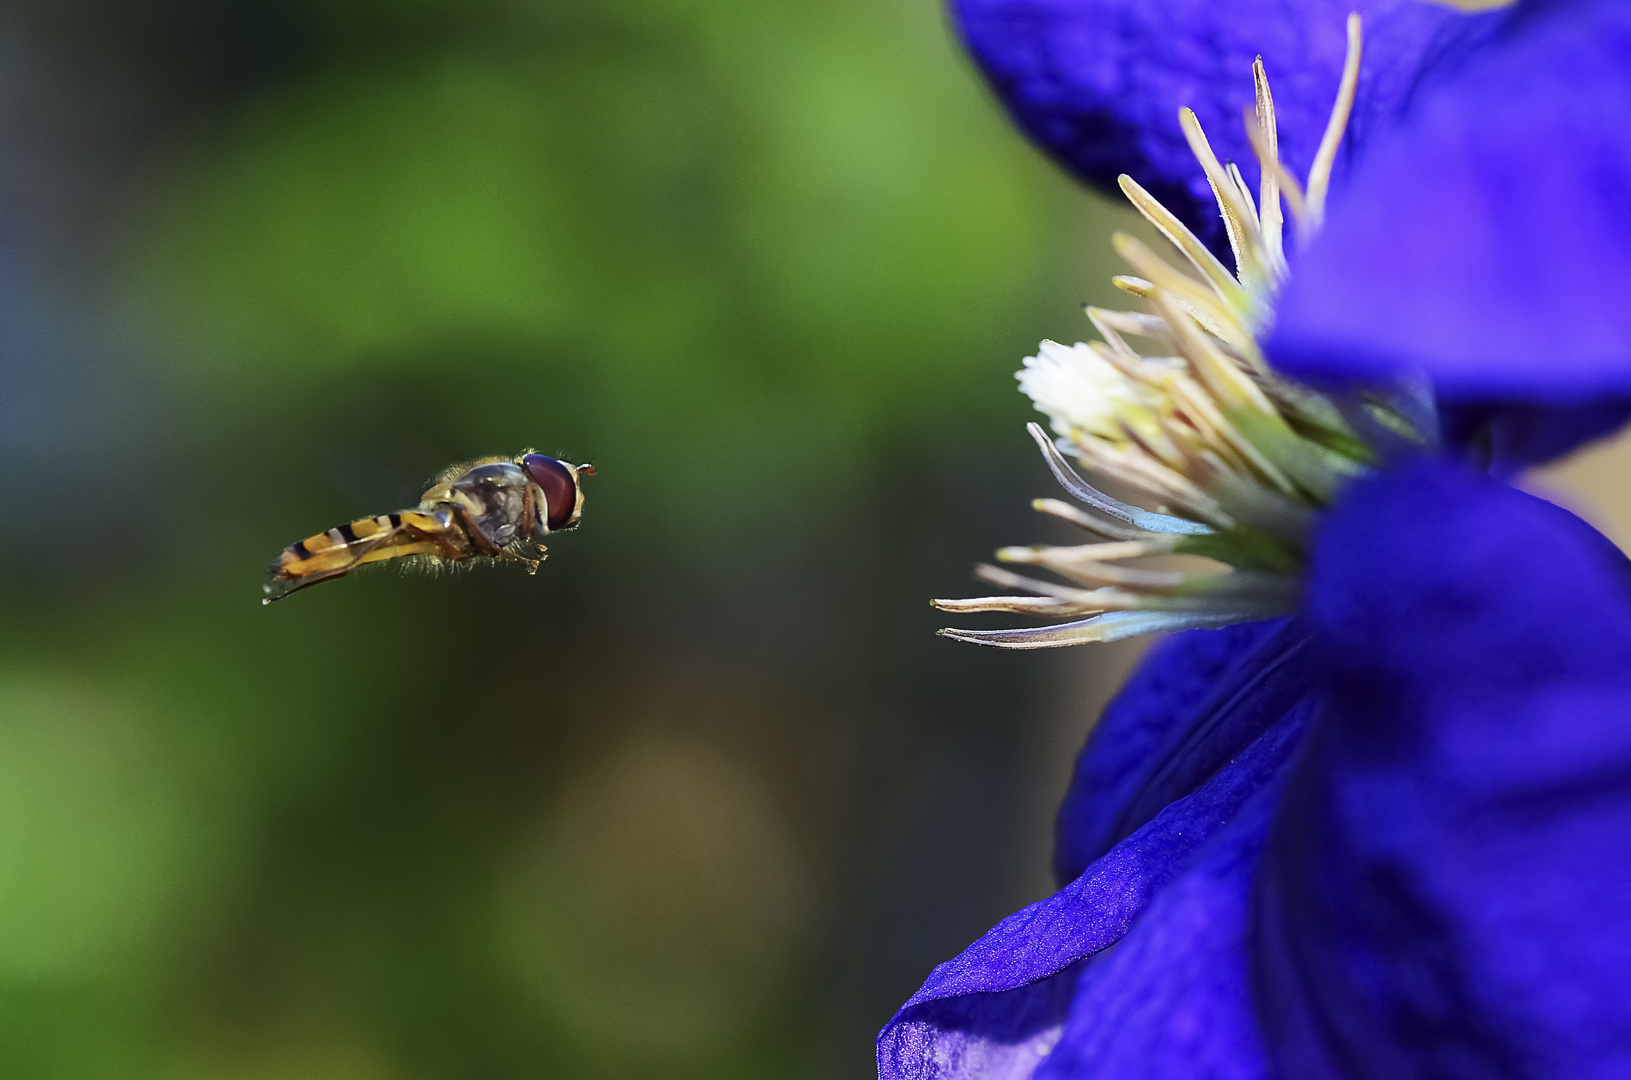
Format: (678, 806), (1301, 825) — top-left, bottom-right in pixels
(0, 0), (1135, 1076)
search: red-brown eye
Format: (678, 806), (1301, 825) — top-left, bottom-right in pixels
(522, 454), (577, 530)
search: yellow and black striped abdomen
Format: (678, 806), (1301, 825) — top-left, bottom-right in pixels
(264, 511), (454, 604)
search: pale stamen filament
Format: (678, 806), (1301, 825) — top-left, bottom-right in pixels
(996, 543), (1191, 589)
(1179, 108), (1273, 300)
(971, 565), (1252, 615)
(1025, 424), (1215, 536)
(1252, 56), (1286, 272)
(1117, 173), (1249, 313)
(1030, 497), (1163, 542)
(1305, 12), (1363, 230)
(1245, 111), (1309, 230)
(1086, 307), (1170, 346)
(1109, 275), (1251, 353)
(1110, 235), (1255, 354)
(1084, 312), (1148, 366)
(1227, 161), (1261, 236)
(933, 594), (1088, 617)
(936, 611), (1253, 649)
(941, 13), (1381, 648)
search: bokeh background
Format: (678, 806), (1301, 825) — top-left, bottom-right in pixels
(0, 1), (1152, 1077)
(2, 2), (1626, 1078)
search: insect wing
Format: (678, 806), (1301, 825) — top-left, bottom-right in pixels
(264, 510), (456, 603)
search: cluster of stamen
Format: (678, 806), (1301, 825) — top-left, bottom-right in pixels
(938, 15), (1426, 648)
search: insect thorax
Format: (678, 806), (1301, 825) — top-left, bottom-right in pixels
(444, 462), (533, 549)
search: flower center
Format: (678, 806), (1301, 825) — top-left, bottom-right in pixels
(938, 15), (1431, 648)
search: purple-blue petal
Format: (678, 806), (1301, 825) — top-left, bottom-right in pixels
(1052, 618), (1307, 884)
(1270, 0), (1631, 405)
(949, 0), (1485, 243)
(878, 697), (1312, 1079)
(1254, 458), (1631, 1077)
(1036, 783), (1283, 1080)
(1438, 399), (1631, 478)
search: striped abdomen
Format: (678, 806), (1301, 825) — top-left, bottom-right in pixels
(264, 510), (455, 603)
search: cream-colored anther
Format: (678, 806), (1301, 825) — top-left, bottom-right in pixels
(1251, 56), (1286, 273)
(1306, 12), (1362, 229)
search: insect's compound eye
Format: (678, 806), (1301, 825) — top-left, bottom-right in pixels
(522, 453), (578, 531)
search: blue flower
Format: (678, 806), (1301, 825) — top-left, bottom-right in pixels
(887, 462), (1631, 1077)
(885, 0), (1631, 1075)
(1270, 0), (1631, 402)
(951, 0), (1500, 247)
(1267, 0), (1631, 468)
(956, 0), (1631, 468)
(1256, 460), (1631, 1078)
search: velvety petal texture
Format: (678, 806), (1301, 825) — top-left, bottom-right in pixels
(949, 0), (1485, 239)
(1255, 459), (1631, 1078)
(1052, 618), (1307, 884)
(1037, 783), (1281, 1079)
(1271, 0), (1631, 403)
(902, 5), (1631, 1074)
(878, 691), (1314, 1078)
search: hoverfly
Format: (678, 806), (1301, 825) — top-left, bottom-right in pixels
(264, 452), (594, 604)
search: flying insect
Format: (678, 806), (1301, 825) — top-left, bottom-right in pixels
(264, 452), (593, 604)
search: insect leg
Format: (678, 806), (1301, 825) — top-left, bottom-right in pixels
(493, 544), (548, 576)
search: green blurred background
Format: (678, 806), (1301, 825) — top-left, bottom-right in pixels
(0, 0), (1149, 1075)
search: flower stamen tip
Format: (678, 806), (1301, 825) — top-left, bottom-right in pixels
(943, 16), (1406, 647)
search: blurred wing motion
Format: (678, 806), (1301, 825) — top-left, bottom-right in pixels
(264, 452), (593, 605)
